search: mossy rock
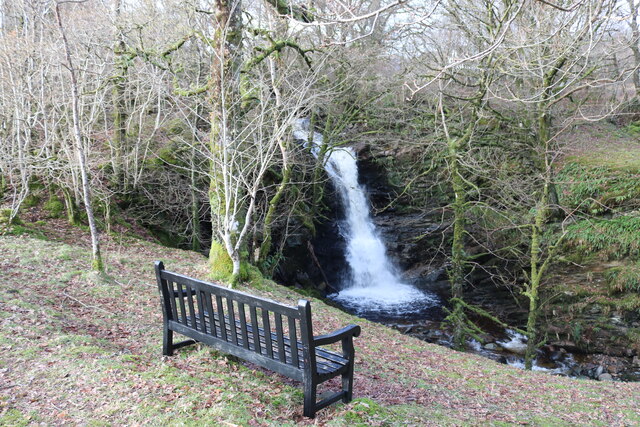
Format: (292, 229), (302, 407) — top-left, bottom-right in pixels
(209, 241), (268, 287)
(149, 141), (189, 168)
(209, 240), (234, 281)
(166, 118), (187, 135)
(22, 194), (40, 208)
(43, 196), (65, 218)
(0, 209), (22, 225)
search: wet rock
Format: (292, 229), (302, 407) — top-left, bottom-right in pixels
(549, 350), (566, 362)
(550, 340), (580, 352)
(497, 336), (528, 355)
(598, 373), (613, 381)
(484, 343), (498, 351)
(633, 356), (640, 367)
(595, 365), (604, 377)
(398, 325), (413, 334)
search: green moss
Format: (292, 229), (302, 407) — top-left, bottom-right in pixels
(43, 195), (65, 218)
(149, 227), (186, 249)
(166, 118), (187, 135)
(0, 408), (32, 426)
(292, 287), (322, 299)
(150, 140), (189, 168)
(626, 120), (640, 135)
(0, 208), (22, 225)
(209, 240), (234, 281)
(343, 398), (390, 425)
(2, 224), (46, 239)
(22, 194), (40, 208)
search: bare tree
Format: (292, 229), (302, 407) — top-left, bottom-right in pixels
(55, 0), (103, 271)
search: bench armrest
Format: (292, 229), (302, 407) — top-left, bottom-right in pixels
(313, 324), (361, 347)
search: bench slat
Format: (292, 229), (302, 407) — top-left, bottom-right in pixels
(197, 291), (207, 334)
(288, 316), (300, 368)
(226, 298), (238, 346)
(215, 295), (227, 342)
(176, 281), (188, 326)
(168, 281), (179, 321)
(249, 306), (261, 355)
(275, 313), (286, 363)
(204, 292), (216, 338)
(185, 284), (197, 331)
(262, 309), (274, 359)
(238, 302), (249, 349)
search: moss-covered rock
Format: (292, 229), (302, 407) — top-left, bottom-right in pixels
(209, 240), (234, 282)
(43, 195), (65, 218)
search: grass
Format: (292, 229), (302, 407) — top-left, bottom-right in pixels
(563, 145), (640, 173)
(1, 228), (640, 425)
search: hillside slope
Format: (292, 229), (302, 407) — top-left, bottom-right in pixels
(1, 227), (639, 425)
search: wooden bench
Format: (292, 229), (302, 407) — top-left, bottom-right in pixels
(154, 261), (361, 418)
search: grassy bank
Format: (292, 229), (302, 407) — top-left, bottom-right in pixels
(1, 225), (640, 425)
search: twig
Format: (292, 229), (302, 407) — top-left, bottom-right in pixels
(61, 292), (111, 314)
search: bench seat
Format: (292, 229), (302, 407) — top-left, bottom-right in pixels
(180, 312), (350, 377)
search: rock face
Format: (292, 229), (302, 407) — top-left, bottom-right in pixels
(276, 182), (348, 293)
(356, 148), (450, 288)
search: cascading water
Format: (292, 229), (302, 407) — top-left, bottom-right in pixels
(294, 119), (438, 319)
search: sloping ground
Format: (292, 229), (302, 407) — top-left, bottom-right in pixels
(1, 229), (639, 425)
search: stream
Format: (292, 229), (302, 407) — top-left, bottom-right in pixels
(293, 119), (640, 382)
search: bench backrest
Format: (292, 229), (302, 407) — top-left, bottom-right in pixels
(155, 261), (315, 380)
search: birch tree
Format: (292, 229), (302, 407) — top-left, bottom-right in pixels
(55, 0), (103, 271)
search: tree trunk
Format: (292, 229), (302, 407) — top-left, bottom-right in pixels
(259, 142), (291, 267)
(524, 107), (552, 370)
(448, 138), (467, 349)
(111, 0), (130, 190)
(62, 187), (80, 226)
(190, 163), (201, 252)
(55, 1), (103, 272)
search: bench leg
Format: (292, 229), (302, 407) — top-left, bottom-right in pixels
(342, 364), (354, 403)
(163, 325), (174, 356)
(303, 380), (317, 418)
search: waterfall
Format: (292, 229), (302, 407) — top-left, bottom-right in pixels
(293, 119), (437, 319)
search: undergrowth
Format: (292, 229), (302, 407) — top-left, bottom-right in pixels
(563, 215), (640, 260)
(605, 262), (640, 294)
(557, 161), (640, 214)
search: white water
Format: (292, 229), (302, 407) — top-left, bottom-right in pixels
(497, 329), (528, 355)
(293, 119), (437, 318)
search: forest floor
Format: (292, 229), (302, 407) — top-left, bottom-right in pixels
(1, 219), (640, 426)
